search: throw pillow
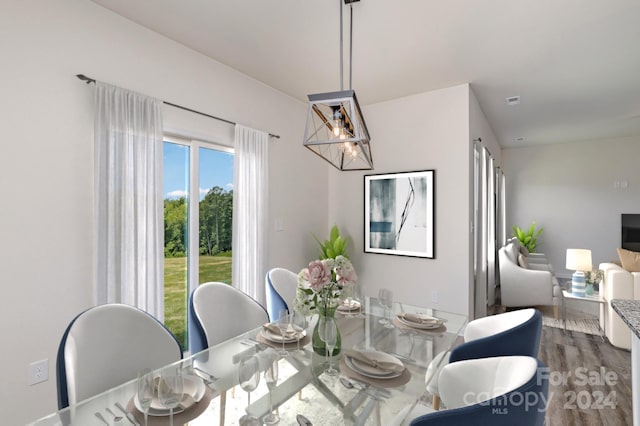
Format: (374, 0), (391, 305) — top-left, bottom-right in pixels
(519, 245), (530, 256)
(617, 248), (640, 272)
(518, 253), (529, 269)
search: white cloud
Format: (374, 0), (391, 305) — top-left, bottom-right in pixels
(166, 190), (187, 198)
(199, 187), (210, 197)
(226, 183), (233, 190)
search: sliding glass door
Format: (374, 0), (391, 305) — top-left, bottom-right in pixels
(163, 136), (234, 349)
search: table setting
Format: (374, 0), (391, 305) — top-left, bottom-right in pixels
(339, 348), (411, 388)
(392, 312), (447, 335)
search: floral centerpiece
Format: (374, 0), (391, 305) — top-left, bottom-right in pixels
(294, 255), (357, 356)
(294, 225), (357, 355)
(294, 256), (358, 316)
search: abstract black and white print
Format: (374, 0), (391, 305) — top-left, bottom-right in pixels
(365, 170), (434, 258)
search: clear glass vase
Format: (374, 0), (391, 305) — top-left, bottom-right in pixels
(312, 305), (341, 356)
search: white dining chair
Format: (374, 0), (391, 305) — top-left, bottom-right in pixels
(56, 303), (183, 409)
(189, 282), (269, 425)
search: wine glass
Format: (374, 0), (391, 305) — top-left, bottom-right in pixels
(291, 309), (307, 354)
(343, 283), (355, 318)
(353, 283), (365, 318)
(263, 358), (280, 425)
(158, 366), (183, 426)
(238, 356), (260, 426)
(322, 317), (339, 376)
(383, 288), (395, 328)
(378, 288), (390, 325)
(136, 368), (154, 426)
(276, 308), (290, 357)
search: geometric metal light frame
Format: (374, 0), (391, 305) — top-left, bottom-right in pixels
(303, 89), (373, 171)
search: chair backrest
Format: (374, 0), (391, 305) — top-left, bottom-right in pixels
(56, 304), (183, 409)
(189, 282), (269, 354)
(265, 267), (298, 321)
(450, 308), (542, 363)
(411, 356), (548, 426)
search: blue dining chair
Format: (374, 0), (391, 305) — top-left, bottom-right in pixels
(56, 303), (183, 409)
(426, 308), (542, 409)
(411, 356), (548, 426)
(265, 267), (298, 321)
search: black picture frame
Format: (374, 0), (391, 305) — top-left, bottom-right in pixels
(364, 170), (435, 258)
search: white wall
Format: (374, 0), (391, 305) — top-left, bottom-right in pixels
(502, 136), (640, 276)
(328, 84), (473, 317)
(0, 1), (326, 423)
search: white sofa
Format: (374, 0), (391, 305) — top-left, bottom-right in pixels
(599, 262), (640, 350)
(499, 241), (562, 318)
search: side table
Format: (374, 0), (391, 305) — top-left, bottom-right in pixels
(561, 289), (606, 341)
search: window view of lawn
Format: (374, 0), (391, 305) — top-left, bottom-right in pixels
(164, 254), (232, 349)
(163, 140), (234, 350)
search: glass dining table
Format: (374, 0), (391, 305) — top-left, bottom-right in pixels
(29, 297), (467, 426)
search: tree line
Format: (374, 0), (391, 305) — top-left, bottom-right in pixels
(164, 186), (233, 257)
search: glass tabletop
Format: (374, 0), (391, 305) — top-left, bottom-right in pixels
(28, 297), (467, 426)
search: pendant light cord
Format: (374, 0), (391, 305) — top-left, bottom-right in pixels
(349, 4), (353, 90)
(339, 0), (344, 91)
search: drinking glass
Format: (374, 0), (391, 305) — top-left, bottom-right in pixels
(322, 317), (339, 376)
(276, 308), (290, 357)
(238, 356), (260, 426)
(136, 368), (154, 426)
(343, 283), (355, 318)
(353, 283), (365, 319)
(263, 358), (280, 425)
(291, 309), (307, 354)
(378, 288), (390, 325)
(383, 288), (395, 328)
(158, 366), (183, 426)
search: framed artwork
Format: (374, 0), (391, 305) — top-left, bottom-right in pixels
(364, 170), (435, 258)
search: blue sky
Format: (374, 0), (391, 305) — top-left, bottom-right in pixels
(163, 142), (234, 200)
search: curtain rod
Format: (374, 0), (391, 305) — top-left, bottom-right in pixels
(76, 74), (280, 139)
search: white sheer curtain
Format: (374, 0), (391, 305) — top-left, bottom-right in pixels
(232, 124), (269, 305)
(94, 82), (164, 320)
(473, 141), (506, 318)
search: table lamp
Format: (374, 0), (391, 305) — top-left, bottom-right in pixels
(566, 249), (592, 297)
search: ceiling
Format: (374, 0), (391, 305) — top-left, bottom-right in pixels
(91, 0), (640, 148)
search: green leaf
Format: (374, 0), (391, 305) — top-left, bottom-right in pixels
(330, 225), (340, 243)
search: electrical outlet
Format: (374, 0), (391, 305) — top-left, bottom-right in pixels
(28, 359), (48, 385)
(431, 289), (439, 304)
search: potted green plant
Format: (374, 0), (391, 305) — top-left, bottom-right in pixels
(512, 221), (543, 253)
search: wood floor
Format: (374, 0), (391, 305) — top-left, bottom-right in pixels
(539, 325), (632, 425)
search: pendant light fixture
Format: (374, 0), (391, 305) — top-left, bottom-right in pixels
(303, 0), (373, 171)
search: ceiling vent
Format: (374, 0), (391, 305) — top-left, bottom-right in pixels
(506, 96), (521, 106)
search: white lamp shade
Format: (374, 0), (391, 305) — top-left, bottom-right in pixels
(566, 249), (592, 271)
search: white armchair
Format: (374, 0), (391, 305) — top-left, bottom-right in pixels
(499, 242), (561, 318)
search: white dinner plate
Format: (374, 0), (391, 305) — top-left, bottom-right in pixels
(134, 375), (206, 416)
(345, 350), (404, 379)
(261, 327), (306, 343)
(396, 313), (446, 330)
(337, 300), (361, 312)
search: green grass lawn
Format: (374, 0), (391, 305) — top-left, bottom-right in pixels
(164, 254), (232, 349)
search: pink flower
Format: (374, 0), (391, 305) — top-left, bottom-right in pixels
(304, 260), (331, 291)
(336, 264), (358, 285)
(334, 255), (357, 286)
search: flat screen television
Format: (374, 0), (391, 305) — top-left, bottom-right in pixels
(622, 214), (640, 252)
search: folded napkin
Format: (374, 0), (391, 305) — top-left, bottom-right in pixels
(263, 323), (298, 337)
(401, 313), (442, 325)
(344, 349), (405, 374)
